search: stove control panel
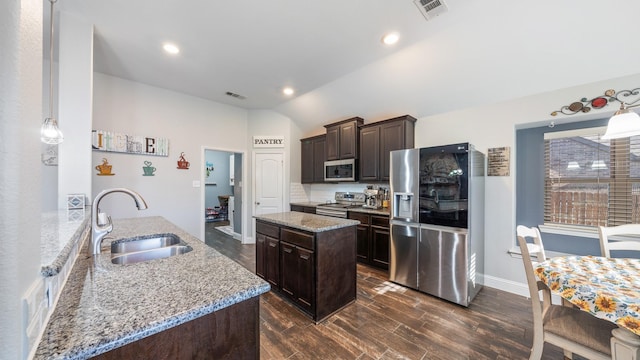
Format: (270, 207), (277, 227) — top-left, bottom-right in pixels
(334, 192), (365, 204)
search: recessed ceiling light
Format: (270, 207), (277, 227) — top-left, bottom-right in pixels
(283, 87), (294, 96)
(162, 43), (180, 55)
(381, 33), (399, 45)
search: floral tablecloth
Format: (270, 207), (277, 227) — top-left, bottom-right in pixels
(535, 255), (640, 335)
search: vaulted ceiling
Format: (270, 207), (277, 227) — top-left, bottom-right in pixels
(55, 0), (640, 133)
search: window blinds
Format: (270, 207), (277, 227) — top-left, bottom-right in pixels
(544, 127), (640, 227)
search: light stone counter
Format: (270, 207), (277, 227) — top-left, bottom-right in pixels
(40, 208), (91, 276)
(254, 211), (359, 232)
(34, 216), (269, 360)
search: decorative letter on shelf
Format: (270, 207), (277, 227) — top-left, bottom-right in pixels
(92, 130), (169, 157)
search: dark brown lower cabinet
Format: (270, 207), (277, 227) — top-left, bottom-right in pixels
(92, 296), (260, 360)
(281, 241), (315, 314)
(371, 223), (390, 269)
(255, 219), (356, 322)
(348, 212), (390, 271)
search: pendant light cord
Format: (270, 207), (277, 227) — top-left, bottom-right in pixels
(48, 0), (57, 118)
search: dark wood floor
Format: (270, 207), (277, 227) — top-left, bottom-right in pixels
(205, 223), (569, 359)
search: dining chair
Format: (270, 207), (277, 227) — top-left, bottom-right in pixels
(516, 225), (546, 263)
(598, 224), (640, 258)
(517, 226), (617, 360)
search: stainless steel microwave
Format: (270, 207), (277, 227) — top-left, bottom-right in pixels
(324, 159), (357, 182)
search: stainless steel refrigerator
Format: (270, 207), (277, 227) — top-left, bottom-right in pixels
(389, 143), (485, 307)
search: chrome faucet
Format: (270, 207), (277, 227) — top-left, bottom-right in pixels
(91, 188), (148, 255)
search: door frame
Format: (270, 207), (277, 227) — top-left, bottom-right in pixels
(200, 146), (249, 244)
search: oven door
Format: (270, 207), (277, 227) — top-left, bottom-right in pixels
(324, 159), (357, 182)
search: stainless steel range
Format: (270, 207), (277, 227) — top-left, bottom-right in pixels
(315, 192), (365, 218)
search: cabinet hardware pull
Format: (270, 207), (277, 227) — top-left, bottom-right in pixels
(284, 248), (292, 253)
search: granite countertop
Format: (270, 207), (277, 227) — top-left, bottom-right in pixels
(255, 212), (359, 232)
(35, 216), (270, 360)
(41, 208), (91, 277)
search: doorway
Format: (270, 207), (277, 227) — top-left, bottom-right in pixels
(202, 147), (244, 243)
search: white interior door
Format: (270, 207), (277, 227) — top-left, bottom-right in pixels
(254, 152), (284, 216)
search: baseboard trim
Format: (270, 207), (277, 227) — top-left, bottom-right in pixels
(483, 274), (529, 298)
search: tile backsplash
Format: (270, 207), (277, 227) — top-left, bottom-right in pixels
(299, 182), (389, 203)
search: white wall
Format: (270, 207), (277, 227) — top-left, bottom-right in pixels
(0, 0), (43, 358)
(91, 73), (248, 238)
(58, 11), (93, 209)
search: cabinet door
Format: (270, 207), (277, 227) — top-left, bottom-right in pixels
(371, 226), (390, 270)
(325, 126), (339, 161)
(312, 137), (326, 183)
(339, 121), (358, 159)
(380, 121), (406, 181)
(355, 224), (370, 262)
(301, 139), (314, 183)
(255, 233), (266, 279)
(359, 125), (380, 181)
(297, 247), (315, 312)
(266, 237), (280, 287)
(280, 242), (297, 297)
(290, 205), (304, 213)
(303, 206), (316, 214)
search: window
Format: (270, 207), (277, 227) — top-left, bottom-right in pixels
(544, 127), (640, 227)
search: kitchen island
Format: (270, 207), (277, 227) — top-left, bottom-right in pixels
(254, 212), (358, 322)
(34, 216), (269, 360)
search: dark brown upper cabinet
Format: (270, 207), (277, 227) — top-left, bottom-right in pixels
(324, 117), (364, 160)
(359, 115), (416, 182)
(300, 135), (326, 184)
(300, 135), (327, 184)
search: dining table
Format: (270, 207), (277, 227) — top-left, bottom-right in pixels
(535, 255), (640, 360)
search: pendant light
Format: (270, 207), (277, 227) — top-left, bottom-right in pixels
(41, 0), (64, 144)
(601, 103), (640, 140)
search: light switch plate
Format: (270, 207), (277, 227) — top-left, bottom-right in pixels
(192, 180), (201, 188)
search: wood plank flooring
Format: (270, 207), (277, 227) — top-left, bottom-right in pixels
(205, 223), (570, 359)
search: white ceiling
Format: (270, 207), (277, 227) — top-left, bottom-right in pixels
(54, 0), (640, 134)
(56, 0), (440, 109)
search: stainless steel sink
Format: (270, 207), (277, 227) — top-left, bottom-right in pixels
(111, 234), (181, 254)
(111, 245), (192, 265)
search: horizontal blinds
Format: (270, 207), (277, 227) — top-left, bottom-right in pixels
(544, 127), (640, 227)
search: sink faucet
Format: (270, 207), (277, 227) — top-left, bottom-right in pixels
(91, 188), (148, 255)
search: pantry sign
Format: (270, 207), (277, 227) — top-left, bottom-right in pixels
(253, 135), (285, 148)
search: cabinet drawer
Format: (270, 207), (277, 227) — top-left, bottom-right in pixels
(371, 215), (389, 228)
(256, 221), (280, 239)
(281, 228), (315, 250)
(348, 212), (370, 225)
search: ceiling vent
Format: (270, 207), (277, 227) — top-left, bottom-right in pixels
(225, 91), (247, 100)
(413, 0), (448, 21)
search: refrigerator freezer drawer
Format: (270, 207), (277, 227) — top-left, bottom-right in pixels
(418, 227), (469, 306)
(389, 223), (419, 289)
